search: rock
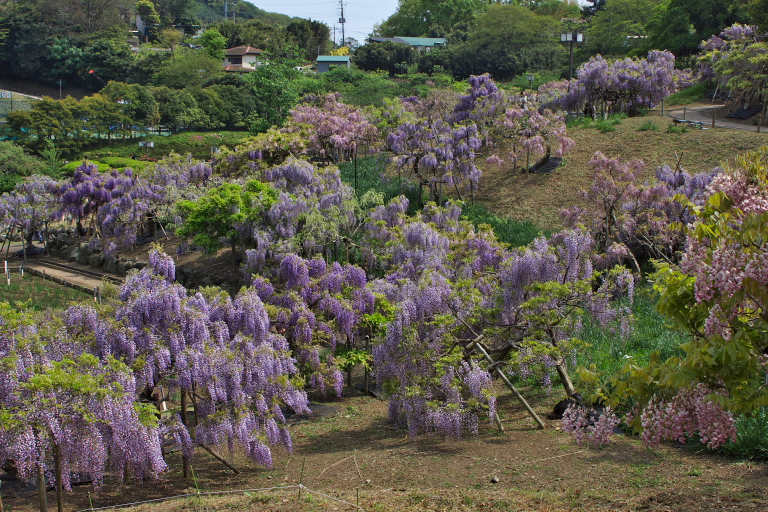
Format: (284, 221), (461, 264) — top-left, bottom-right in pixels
(69, 247), (81, 263)
(79, 242), (92, 256)
(105, 255), (118, 274)
(77, 249), (89, 265)
(491, 475), (500, 484)
(89, 252), (105, 268)
(117, 260), (133, 276)
(132, 260), (147, 271)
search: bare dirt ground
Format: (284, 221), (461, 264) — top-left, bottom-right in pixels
(6, 386), (767, 512)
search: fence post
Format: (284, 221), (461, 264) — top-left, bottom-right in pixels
(661, 99), (664, 118)
(683, 106), (687, 120)
(712, 108), (716, 129)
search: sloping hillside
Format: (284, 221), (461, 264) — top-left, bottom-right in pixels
(477, 108), (768, 230)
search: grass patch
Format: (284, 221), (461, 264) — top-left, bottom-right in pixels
(337, 154), (421, 212)
(576, 284), (690, 377)
(461, 203), (549, 248)
(1, 273), (91, 310)
(667, 124), (688, 134)
(664, 83), (707, 106)
(567, 113), (627, 133)
(596, 119), (617, 133)
(637, 120), (659, 131)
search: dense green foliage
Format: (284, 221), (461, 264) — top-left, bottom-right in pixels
(0, 142), (43, 193)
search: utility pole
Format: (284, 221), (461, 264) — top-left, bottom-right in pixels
(332, 24), (337, 49)
(338, 0), (346, 47)
(224, 0), (228, 20)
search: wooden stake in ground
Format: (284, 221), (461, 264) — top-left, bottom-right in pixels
(298, 458), (306, 500)
(471, 342), (545, 429)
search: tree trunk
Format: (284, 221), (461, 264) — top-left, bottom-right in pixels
(55, 444), (63, 512)
(180, 388), (190, 478)
(555, 360), (576, 397)
(37, 457), (48, 512)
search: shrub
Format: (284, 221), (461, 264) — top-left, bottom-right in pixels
(99, 157), (152, 171)
(596, 119), (617, 133)
(720, 408), (768, 460)
(60, 160), (110, 174)
(637, 120), (658, 131)
(667, 124), (688, 134)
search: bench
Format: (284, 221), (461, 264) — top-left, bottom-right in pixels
(672, 118), (703, 128)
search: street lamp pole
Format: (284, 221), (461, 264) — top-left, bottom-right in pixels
(560, 31), (583, 81)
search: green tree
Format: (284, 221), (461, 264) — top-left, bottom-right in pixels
(205, 83), (259, 129)
(135, 0), (160, 26)
(582, 0), (659, 57)
(60, 0), (124, 34)
(188, 87), (227, 129)
(151, 49), (223, 89)
(378, 0), (489, 37)
(156, 27), (184, 50)
(241, 59), (301, 131)
(80, 34), (135, 87)
(285, 19), (331, 61)
(746, 0), (768, 27)
(150, 85), (204, 132)
(199, 28), (227, 60)
(154, 0), (195, 25)
(81, 93), (131, 141)
(176, 180), (278, 264)
(125, 48), (172, 85)
(0, 142), (42, 193)
(353, 41), (416, 76)
(100, 81), (161, 130)
(645, 0), (750, 57)
(437, 5), (563, 79)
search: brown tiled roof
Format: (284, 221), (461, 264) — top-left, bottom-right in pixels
(225, 46), (263, 56)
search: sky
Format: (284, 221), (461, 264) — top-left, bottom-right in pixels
(243, 0), (400, 45)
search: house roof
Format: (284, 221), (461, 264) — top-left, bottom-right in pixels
(369, 37), (446, 47)
(316, 55), (351, 62)
(223, 65), (255, 72)
(225, 46), (263, 56)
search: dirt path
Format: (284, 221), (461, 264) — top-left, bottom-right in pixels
(665, 103), (768, 132)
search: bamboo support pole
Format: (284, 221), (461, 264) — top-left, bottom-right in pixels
(473, 343), (545, 429)
(199, 444), (240, 475)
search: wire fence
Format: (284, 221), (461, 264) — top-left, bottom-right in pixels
(0, 93), (37, 122)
